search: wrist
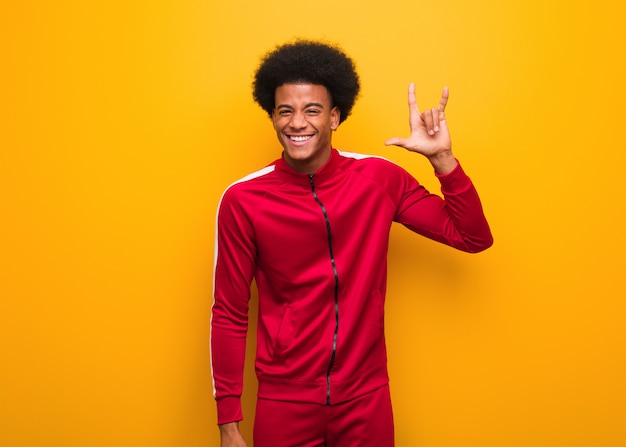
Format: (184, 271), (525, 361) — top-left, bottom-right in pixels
(219, 421), (240, 435)
(428, 150), (457, 175)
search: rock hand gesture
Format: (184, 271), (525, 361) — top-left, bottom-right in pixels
(385, 83), (458, 174)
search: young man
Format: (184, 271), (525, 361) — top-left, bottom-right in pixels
(211, 40), (493, 447)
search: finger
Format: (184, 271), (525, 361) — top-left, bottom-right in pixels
(408, 82), (420, 114)
(384, 137), (406, 147)
(438, 86), (449, 112)
(431, 107), (440, 132)
(423, 109), (435, 135)
(407, 82), (421, 131)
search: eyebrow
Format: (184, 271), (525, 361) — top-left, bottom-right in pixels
(276, 102), (325, 110)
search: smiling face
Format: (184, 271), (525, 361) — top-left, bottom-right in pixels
(272, 83), (340, 174)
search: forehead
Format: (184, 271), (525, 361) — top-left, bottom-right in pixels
(274, 83), (332, 107)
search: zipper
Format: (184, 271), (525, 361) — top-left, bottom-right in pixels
(308, 173), (340, 405)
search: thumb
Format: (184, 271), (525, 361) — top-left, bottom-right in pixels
(384, 137), (405, 147)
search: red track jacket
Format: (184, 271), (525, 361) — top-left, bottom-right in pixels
(211, 149), (493, 425)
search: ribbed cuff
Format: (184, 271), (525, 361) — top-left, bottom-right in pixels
(216, 396), (243, 425)
(435, 161), (472, 194)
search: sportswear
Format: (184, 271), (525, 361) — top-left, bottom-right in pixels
(253, 384), (394, 447)
(211, 148), (493, 425)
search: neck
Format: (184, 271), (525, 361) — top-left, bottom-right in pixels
(283, 149), (332, 174)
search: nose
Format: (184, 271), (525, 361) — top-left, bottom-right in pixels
(289, 111), (307, 129)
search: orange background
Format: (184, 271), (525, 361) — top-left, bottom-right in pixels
(1, 1), (625, 446)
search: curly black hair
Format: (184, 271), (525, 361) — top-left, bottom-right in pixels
(252, 39), (360, 125)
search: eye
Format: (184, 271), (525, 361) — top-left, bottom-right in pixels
(278, 109), (292, 116)
(306, 109), (321, 115)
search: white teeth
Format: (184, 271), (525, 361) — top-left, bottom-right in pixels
(290, 135), (312, 142)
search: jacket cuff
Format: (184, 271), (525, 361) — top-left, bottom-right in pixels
(435, 161), (472, 194)
(216, 396), (244, 425)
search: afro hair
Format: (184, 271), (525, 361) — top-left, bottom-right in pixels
(252, 39), (360, 125)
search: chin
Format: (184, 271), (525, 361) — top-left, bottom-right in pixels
(284, 147), (313, 160)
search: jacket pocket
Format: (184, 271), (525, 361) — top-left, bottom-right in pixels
(271, 304), (295, 359)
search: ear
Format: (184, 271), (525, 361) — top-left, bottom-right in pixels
(330, 107), (340, 130)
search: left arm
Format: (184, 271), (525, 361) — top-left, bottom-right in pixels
(386, 84), (493, 252)
(395, 163), (493, 253)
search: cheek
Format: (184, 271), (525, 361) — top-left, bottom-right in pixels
(272, 115), (289, 130)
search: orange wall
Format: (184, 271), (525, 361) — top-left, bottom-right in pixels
(1, 1), (625, 446)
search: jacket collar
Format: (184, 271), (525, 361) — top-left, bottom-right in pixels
(274, 148), (341, 188)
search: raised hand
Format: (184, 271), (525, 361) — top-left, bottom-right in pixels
(385, 83), (457, 174)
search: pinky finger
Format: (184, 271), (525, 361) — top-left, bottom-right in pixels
(439, 86), (449, 112)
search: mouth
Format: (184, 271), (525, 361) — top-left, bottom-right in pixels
(287, 134), (314, 145)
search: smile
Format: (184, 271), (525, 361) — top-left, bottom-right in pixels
(288, 135), (314, 143)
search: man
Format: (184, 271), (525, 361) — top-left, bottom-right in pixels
(211, 39), (493, 447)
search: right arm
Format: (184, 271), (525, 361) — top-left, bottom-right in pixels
(211, 188), (256, 444)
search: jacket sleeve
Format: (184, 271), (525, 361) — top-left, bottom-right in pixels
(211, 186), (256, 425)
(395, 161), (493, 253)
